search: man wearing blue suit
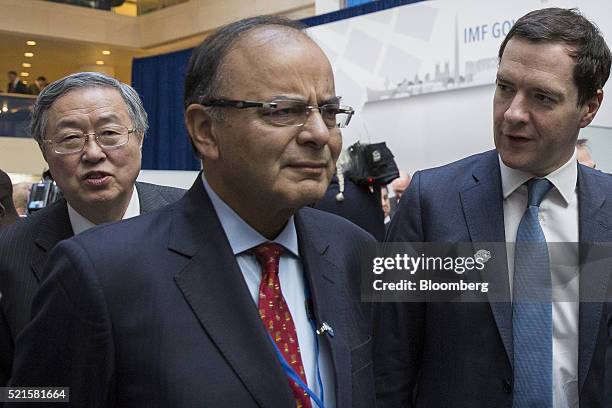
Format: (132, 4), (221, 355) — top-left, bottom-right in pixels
(8, 15), (375, 407)
(374, 8), (612, 408)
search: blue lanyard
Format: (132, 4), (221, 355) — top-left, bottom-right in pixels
(266, 289), (325, 408)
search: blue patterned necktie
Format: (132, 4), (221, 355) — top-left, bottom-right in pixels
(512, 178), (554, 408)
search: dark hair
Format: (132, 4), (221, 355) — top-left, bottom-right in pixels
(576, 138), (589, 147)
(498, 7), (611, 106)
(8, 71), (17, 76)
(183, 15), (306, 110)
(36, 76), (47, 82)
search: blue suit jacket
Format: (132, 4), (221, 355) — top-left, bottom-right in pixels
(374, 150), (612, 407)
(8, 176), (376, 407)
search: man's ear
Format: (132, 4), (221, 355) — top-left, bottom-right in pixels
(185, 104), (220, 160)
(579, 89), (603, 128)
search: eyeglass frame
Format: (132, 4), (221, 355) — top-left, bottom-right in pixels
(42, 126), (136, 155)
(198, 98), (355, 129)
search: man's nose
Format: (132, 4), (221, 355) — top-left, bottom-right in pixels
(504, 94), (529, 125)
(81, 135), (106, 162)
(297, 109), (333, 149)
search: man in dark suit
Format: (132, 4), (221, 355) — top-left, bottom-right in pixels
(8, 16), (375, 407)
(6, 71), (28, 94)
(315, 173), (385, 241)
(0, 72), (184, 385)
(374, 8), (612, 408)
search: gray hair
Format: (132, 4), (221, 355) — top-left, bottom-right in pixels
(30, 72), (148, 145)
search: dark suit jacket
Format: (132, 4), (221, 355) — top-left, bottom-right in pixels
(0, 182), (184, 384)
(374, 150), (612, 407)
(7, 80), (28, 94)
(315, 174), (385, 241)
(8, 176), (376, 407)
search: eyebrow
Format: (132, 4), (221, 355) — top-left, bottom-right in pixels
(496, 75), (510, 84)
(269, 95), (342, 105)
(532, 86), (564, 100)
(496, 75), (564, 100)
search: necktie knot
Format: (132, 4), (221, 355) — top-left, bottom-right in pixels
(527, 178), (553, 208)
(252, 243), (284, 274)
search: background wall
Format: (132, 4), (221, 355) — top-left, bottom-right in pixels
(307, 0), (612, 174)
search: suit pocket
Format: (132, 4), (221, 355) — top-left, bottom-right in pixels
(351, 336), (373, 374)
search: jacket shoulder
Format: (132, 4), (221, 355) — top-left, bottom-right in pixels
(299, 206), (376, 243)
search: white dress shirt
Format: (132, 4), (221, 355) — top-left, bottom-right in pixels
(500, 151), (579, 408)
(67, 186), (140, 235)
(202, 174), (334, 407)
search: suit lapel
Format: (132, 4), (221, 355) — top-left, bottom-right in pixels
(135, 182), (166, 213)
(31, 200), (73, 282)
(459, 151), (513, 364)
(295, 211), (350, 407)
(576, 167), (612, 390)
(170, 177), (294, 408)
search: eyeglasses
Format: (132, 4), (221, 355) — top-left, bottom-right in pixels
(200, 98), (355, 129)
(43, 125), (135, 155)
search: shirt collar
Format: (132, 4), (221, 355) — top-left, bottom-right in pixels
(67, 185), (140, 235)
(499, 148), (577, 205)
(201, 173), (299, 257)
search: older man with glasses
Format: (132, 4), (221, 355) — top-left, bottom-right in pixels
(0, 72), (184, 385)
(7, 15), (375, 408)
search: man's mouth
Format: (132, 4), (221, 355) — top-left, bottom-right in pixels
(82, 171), (111, 186)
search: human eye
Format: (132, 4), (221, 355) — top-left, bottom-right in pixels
(266, 100), (305, 125)
(270, 101), (304, 116)
(496, 81), (512, 93)
(533, 92), (555, 105)
(97, 126), (123, 137)
(56, 132), (83, 144)
(321, 104), (341, 117)
(54, 131), (84, 150)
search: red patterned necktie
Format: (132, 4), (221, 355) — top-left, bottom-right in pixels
(252, 243), (312, 408)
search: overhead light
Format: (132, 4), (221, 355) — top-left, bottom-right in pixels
(24, 52), (34, 58)
(22, 80), (28, 85)
(20, 72), (29, 77)
(26, 40), (37, 46)
(96, 60), (105, 65)
(102, 50), (111, 55)
(22, 62), (31, 68)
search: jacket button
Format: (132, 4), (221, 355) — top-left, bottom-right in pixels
(503, 379), (512, 394)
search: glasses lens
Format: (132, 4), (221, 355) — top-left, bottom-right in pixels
(267, 100), (307, 126)
(53, 132), (86, 154)
(97, 125), (130, 148)
(322, 105), (353, 128)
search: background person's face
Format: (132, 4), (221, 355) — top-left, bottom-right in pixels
(43, 87), (143, 216)
(203, 29), (342, 213)
(493, 38), (598, 176)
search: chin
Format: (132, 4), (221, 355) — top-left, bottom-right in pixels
(282, 186), (327, 208)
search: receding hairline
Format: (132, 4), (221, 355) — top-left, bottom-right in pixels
(224, 24), (317, 62)
(214, 25), (328, 95)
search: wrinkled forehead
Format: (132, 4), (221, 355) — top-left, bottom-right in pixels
(47, 87), (131, 130)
